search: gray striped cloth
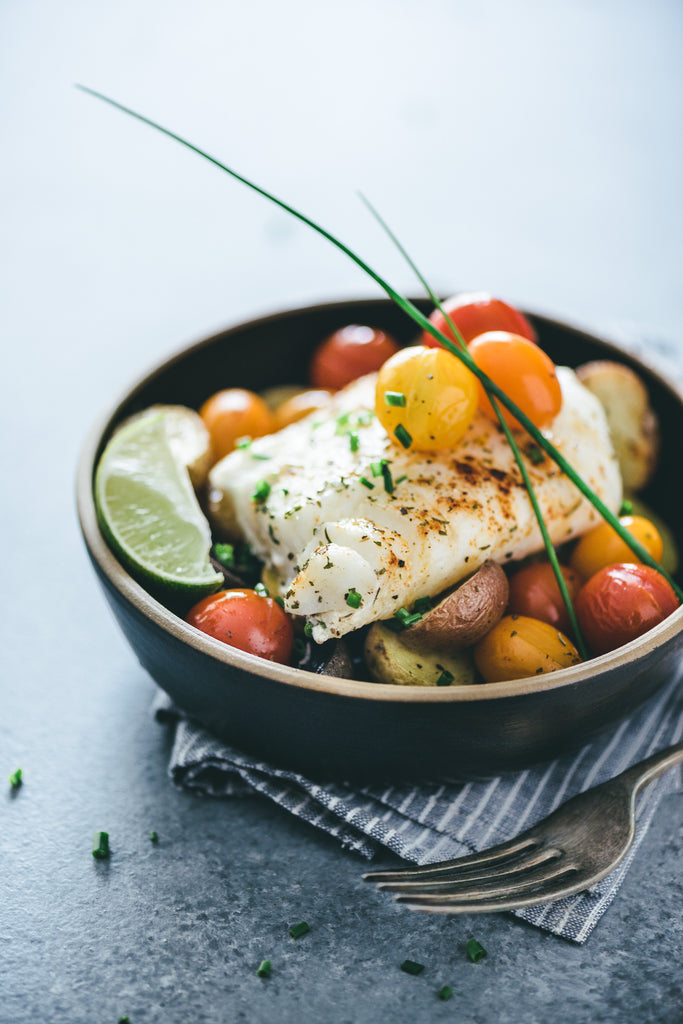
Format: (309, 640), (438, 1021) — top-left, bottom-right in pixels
(156, 327), (683, 944)
(154, 670), (683, 943)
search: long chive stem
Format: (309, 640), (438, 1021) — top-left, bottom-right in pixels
(76, 86), (682, 603)
(360, 194), (589, 656)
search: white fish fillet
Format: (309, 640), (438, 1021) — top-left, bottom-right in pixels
(208, 368), (622, 641)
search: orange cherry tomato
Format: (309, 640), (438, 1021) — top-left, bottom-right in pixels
(200, 388), (275, 461)
(575, 564), (678, 656)
(310, 325), (400, 390)
(570, 515), (664, 581)
(473, 614), (581, 683)
(507, 562), (582, 635)
(422, 292), (536, 350)
(273, 388), (334, 430)
(374, 345), (478, 451)
(467, 331), (562, 429)
(185, 589), (294, 664)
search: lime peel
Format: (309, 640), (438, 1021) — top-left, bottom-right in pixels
(95, 412), (223, 598)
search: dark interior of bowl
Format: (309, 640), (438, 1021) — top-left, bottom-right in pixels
(84, 298), (683, 779)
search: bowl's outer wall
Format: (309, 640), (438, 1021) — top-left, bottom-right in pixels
(83, 299), (683, 779)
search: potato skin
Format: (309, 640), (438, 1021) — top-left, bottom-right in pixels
(400, 561), (509, 652)
(576, 360), (659, 492)
(363, 623), (477, 686)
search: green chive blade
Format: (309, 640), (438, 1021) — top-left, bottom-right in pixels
(288, 921), (310, 939)
(92, 830), (110, 860)
(9, 768), (22, 789)
(256, 959), (272, 978)
(466, 938), (487, 963)
(438, 985), (453, 1000)
(400, 959), (425, 975)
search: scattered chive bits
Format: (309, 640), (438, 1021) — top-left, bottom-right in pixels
(149, 830), (159, 843)
(288, 921), (310, 939)
(349, 431), (360, 452)
(256, 959), (272, 978)
(620, 498), (634, 515)
(254, 581), (270, 597)
(359, 476), (374, 489)
(393, 423), (412, 449)
(413, 597), (432, 615)
(118, 1016), (130, 1024)
(214, 542), (235, 568)
(384, 390), (407, 407)
(346, 588), (362, 609)
(438, 985), (453, 1001)
(381, 461), (395, 494)
(8, 768), (22, 789)
(252, 479), (271, 503)
(465, 938), (487, 963)
(304, 622), (314, 639)
(436, 669), (454, 687)
(400, 959), (425, 976)
(92, 830), (110, 860)
(393, 606), (423, 629)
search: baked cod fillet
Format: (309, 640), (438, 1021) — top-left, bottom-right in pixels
(208, 368), (621, 642)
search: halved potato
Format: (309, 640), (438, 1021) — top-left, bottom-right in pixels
(364, 623), (477, 687)
(576, 360), (659, 492)
(400, 561), (509, 652)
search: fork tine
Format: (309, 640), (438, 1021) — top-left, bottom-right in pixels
(389, 857), (574, 900)
(376, 845), (563, 892)
(395, 864), (581, 913)
(363, 835), (539, 883)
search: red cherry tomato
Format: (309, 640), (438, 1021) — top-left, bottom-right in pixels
(185, 589), (294, 664)
(507, 562), (582, 635)
(468, 331), (563, 429)
(310, 325), (400, 389)
(575, 564), (679, 656)
(422, 292), (536, 350)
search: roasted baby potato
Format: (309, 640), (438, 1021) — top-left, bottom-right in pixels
(400, 561), (509, 652)
(576, 360), (659, 492)
(364, 622), (477, 686)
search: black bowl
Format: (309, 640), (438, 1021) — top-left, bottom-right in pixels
(76, 298), (683, 780)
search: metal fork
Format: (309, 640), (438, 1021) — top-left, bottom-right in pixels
(364, 741), (683, 913)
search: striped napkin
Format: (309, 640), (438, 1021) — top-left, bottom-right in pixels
(154, 669), (683, 943)
(156, 327), (683, 944)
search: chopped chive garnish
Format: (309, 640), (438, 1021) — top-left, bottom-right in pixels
(346, 588), (362, 609)
(359, 476), (375, 489)
(274, 595), (285, 608)
(620, 499), (633, 515)
(289, 921), (310, 939)
(349, 431), (360, 452)
(400, 959), (425, 975)
(370, 460), (384, 477)
(304, 622), (314, 639)
(436, 669), (454, 687)
(381, 462), (394, 494)
(252, 479), (271, 503)
(393, 607), (423, 629)
(214, 542), (235, 568)
(8, 768), (22, 789)
(92, 830), (110, 860)
(413, 597), (432, 615)
(394, 474), (407, 485)
(257, 960), (272, 978)
(251, 452), (271, 461)
(118, 1017), (130, 1024)
(438, 985), (453, 1001)
(149, 830), (159, 843)
(254, 582), (270, 597)
(526, 443), (545, 465)
(385, 390), (406, 407)
(394, 423), (412, 449)
(236, 436), (252, 449)
(466, 938), (487, 963)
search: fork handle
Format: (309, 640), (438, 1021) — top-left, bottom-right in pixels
(617, 740), (683, 797)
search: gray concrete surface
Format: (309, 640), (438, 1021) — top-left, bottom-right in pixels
(2, 1), (682, 1020)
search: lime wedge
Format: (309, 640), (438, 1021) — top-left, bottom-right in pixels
(95, 412), (223, 599)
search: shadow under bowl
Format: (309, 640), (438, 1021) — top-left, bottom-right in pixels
(76, 297), (683, 781)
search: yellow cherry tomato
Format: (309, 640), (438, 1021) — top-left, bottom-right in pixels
(569, 515), (664, 581)
(199, 388), (275, 461)
(374, 345), (478, 452)
(273, 388), (334, 430)
(473, 615), (581, 683)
